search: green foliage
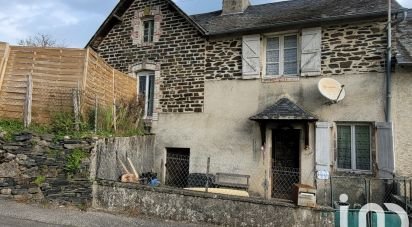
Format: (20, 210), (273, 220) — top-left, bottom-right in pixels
(0, 119), (24, 141)
(115, 96), (145, 136)
(97, 106), (114, 134)
(0, 119), (51, 141)
(51, 112), (74, 136)
(65, 149), (88, 175)
(0, 95), (145, 141)
(34, 175), (46, 187)
(86, 96), (145, 137)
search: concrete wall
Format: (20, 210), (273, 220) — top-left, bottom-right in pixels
(93, 180), (335, 227)
(392, 66), (412, 177)
(90, 136), (155, 182)
(152, 73), (386, 197)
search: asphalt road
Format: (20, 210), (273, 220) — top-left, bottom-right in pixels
(0, 199), (203, 227)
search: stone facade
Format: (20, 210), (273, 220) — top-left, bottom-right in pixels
(321, 20), (388, 76)
(205, 37), (242, 80)
(96, 0), (390, 115)
(97, 0), (206, 113)
(0, 132), (93, 206)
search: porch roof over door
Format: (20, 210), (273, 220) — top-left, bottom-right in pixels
(249, 98), (318, 121)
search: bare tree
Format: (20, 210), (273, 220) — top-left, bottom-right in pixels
(17, 33), (66, 48)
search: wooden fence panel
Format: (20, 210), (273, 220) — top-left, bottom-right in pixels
(0, 43), (137, 124)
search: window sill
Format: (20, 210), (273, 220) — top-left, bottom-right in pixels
(141, 42), (155, 47)
(335, 169), (373, 176)
(261, 76), (300, 83)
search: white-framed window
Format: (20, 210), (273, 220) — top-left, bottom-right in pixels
(138, 71), (155, 117)
(143, 18), (154, 43)
(264, 34), (299, 77)
(336, 123), (372, 171)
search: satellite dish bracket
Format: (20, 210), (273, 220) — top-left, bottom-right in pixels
(334, 85), (345, 103)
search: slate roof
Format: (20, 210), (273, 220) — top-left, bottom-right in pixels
(191, 0), (404, 36)
(250, 98), (317, 121)
(396, 9), (412, 64)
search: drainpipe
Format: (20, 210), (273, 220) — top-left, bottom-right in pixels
(386, 2), (408, 122)
(385, 0), (392, 123)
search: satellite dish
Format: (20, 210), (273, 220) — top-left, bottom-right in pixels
(318, 78), (346, 104)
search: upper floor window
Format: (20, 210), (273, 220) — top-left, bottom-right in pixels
(143, 19), (154, 43)
(131, 6), (162, 46)
(241, 28), (321, 79)
(138, 71), (155, 117)
(337, 124), (371, 171)
(265, 34), (299, 77)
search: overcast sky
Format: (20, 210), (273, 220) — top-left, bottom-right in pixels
(0, 0), (410, 48)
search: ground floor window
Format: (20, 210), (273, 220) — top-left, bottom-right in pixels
(337, 124), (371, 171)
(138, 72), (155, 117)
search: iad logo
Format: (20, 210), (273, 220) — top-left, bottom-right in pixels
(338, 194), (409, 227)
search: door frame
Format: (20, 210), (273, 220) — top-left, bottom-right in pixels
(264, 122), (311, 199)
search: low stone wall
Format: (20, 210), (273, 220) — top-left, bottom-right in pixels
(0, 132), (93, 205)
(93, 180), (335, 227)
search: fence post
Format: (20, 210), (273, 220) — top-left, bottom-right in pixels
(160, 158), (164, 184)
(409, 179), (411, 204)
(112, 69), (117, 132)
(330, 176), (334, 207)
(94, 95), (98, 134)
(205, 157), (210, 193)
(364, 178), (368, 204)
(23, 74), (33, 128)
(73, 89), (80, 131)
(404, 178), (408, 211)
(369, 179), (372, 204)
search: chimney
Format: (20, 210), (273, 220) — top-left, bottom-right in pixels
(222, 0), (250, 15)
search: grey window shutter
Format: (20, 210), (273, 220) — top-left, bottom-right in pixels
(316, 122), (331, 171)
(301, 27), (322, 77)
(242, 35), (261, 79)
(376, 122), (395, 178)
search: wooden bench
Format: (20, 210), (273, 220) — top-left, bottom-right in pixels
(215, 173), (250, 190)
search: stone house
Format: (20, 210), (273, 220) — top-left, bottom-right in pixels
(87, 0), (411, 200)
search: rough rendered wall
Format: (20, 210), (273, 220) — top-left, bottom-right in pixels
(91, 136), (155, 181)
(152, 73), (386, 197)
(393, 67), (412, 177)
(97, 0), (206, 113)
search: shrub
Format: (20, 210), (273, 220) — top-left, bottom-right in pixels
(34, 175), (46, 187)
(65, 149), (88, 175)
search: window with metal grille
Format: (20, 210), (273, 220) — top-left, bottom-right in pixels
(139, 72), (155, 117)
(337, 124), (371, 171)
(265, 34), (298, 77)
(143, 19), (154, 43)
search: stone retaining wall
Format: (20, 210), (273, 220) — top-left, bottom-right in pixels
(0, 132), (94, 205)
(93, 180), (335, 227)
